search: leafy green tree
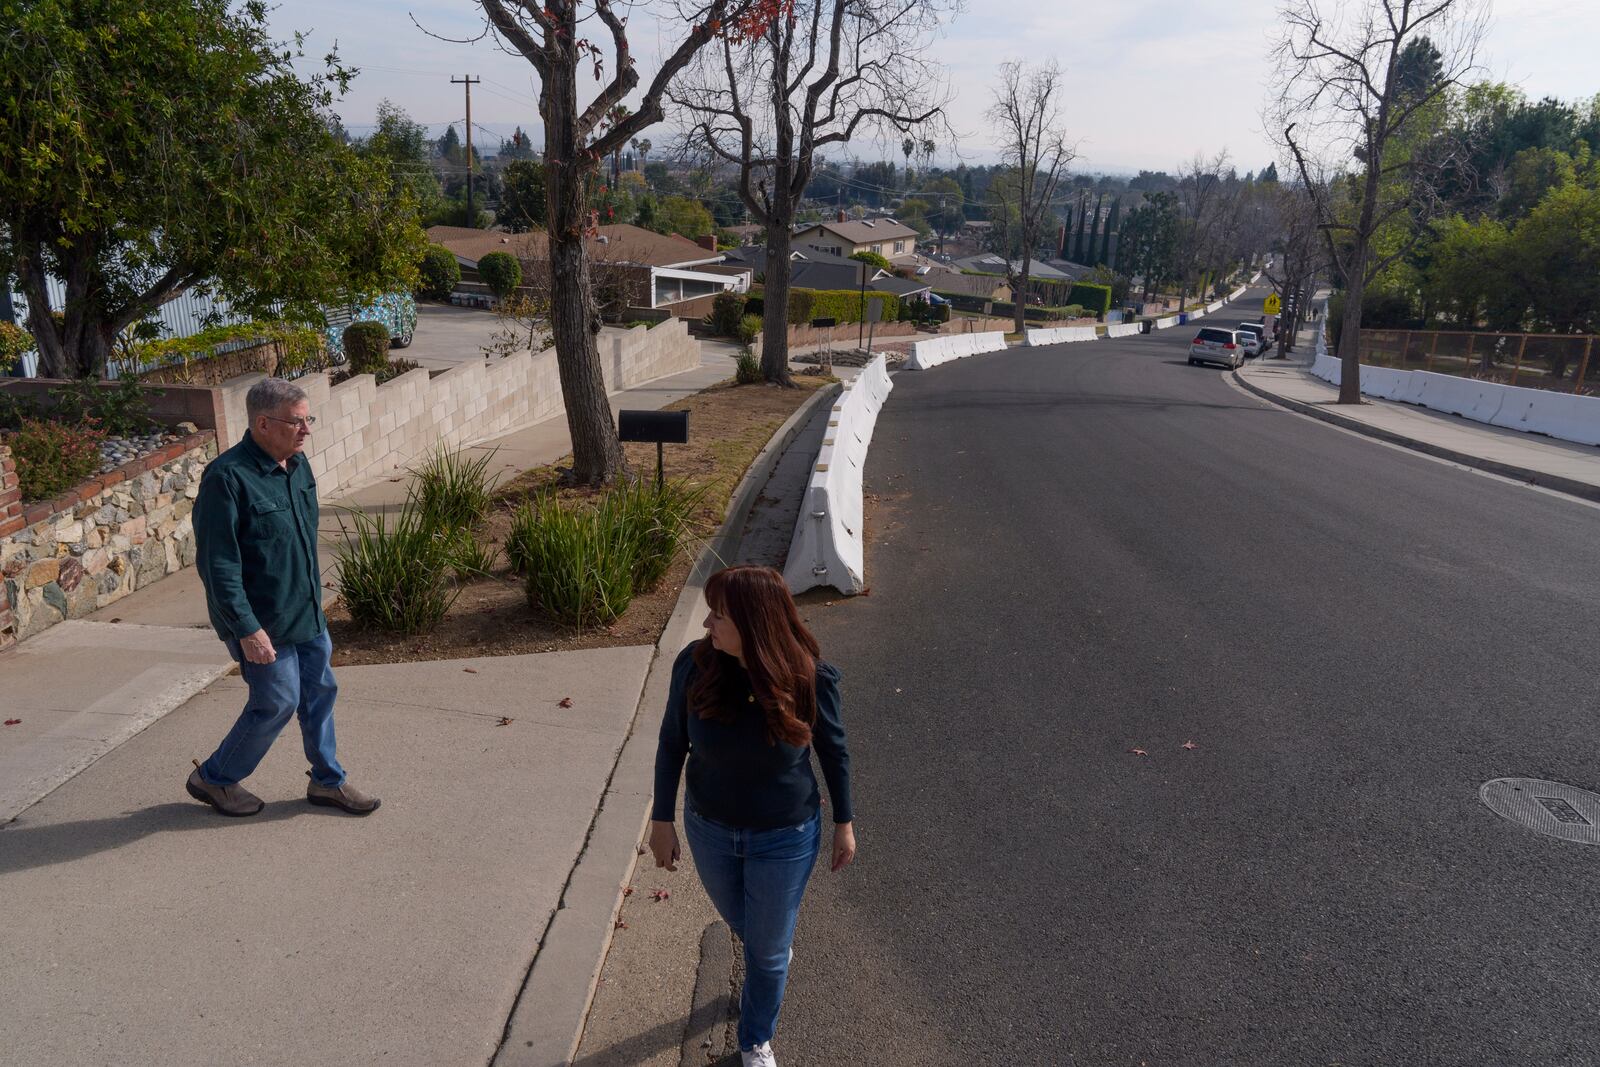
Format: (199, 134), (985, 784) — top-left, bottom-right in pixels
(920, 177), (965, 251)
(850, 250), (892, 271)
(1, 0), (425, 379)
(478, 251), (524, 299)
(499, 127), (538, 161)
(650, 196), (715, 238)
(1120, 193), (1181, 303)
(359, 101), (446, 218)
(500, 161), (548, 233)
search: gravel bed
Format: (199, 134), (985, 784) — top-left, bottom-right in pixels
(99, 431), (180, 474)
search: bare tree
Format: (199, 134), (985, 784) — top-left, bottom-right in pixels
(475, 0), (762, 483)
(1174, 151), (1238, 308)
(1272, 0), (1487, 402)
(1261, 182), (1330, 354)
(987, 60), (1074, 335)
(671, 0), (956, 384)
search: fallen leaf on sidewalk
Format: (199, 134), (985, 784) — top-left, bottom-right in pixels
(1128, 747), (1148, 757)
(623, 886), (635, 897)
(614, 920), (628, 930)
(859, 587), (872, 596)
(463, 667), (478, 673)
(1182, 740), (1199, 751)
(557, 697), (573, 708)
(496, 717), (514, 726)
(109, 617), (121, 623)
(651, 889), (670, 902)
(3, 719), (20, 726)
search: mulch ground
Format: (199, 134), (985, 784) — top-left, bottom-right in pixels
(326, 371), (834, 666)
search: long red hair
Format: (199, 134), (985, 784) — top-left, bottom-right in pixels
(689, 565), (821, 747)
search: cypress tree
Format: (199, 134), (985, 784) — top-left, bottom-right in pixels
(1100, 198), (1120, 266)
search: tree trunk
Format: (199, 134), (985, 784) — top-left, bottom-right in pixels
(760, 222), (796, 386)
(1337, 239), (1369, 404)
(544, 55), (625, 485)
(1014, 259), (1030, 334)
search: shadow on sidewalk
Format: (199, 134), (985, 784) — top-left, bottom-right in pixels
(569, 995), (735, 1067)
(0, 801), (317, 874)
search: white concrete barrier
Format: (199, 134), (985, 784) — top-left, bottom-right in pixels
(905, 330), (1008, 370)
(1206, 300), (1224, 313)
(1025, 326), (1098, 346)
(1106, 323), (1142, 339)
(1154, 315), (1179, 330)
(784, 355), (893, 595)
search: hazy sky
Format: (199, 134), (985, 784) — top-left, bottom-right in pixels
(273, 0), (1600, 174)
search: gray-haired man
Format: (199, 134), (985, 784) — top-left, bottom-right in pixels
(184, 378), (379, 817)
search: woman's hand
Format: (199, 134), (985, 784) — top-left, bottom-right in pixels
(830, 821), (856, 872)
(648, 820), (680, 872)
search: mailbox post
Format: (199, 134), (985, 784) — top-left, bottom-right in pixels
(617, 409), (689, 488)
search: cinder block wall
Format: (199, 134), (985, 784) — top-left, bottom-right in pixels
(216, 318), (701, 497)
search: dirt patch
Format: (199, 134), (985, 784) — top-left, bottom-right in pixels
(327, 371), (834, 666)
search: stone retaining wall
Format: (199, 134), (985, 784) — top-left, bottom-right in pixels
(0, 433), (217, 642)
(216, 318), (702, 496)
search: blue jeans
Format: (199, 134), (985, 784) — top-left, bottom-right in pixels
(200, 629), (345, 789)
(685, 805), (822, 1051)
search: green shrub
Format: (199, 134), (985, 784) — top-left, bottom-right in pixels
(45, 377), (159, 436)
(0, 322), (32, 373)
(736, 351), (763, 384)
(1067, 282), (1113, 317)
(417, 245), (462, 301)
(849, 249), (891, 271)
(745, 295), (764, 317)
(6, 417), (106, 501)
(737, 314), (763, 345)
(374, 357), (421, 385)
(710, 292), (748, 336)
(343, 321), (391, 376)
(334, 500), (461, 634)
(609, 476), (707, 592)
(508, 492), (637, 627)
(446, 528), (499, 578)
(411, 445), (497, 533)
(794, 288), (901, 325)
(785, 288), (816, 326)
(478, 251), (523, 300)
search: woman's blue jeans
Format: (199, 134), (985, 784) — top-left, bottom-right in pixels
(685, 805), (822, 1051)
(199, 629), (345, 789)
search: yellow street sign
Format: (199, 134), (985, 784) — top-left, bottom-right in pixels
(1264, 293), (1282, 315)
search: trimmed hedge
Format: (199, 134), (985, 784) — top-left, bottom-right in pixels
(344, 320), (392, 375)
(478, 251), (522, 299)
(710, 292), (747, 336)
(1067, 282), (1113, 317)
(799, 288), (901, 325)
(418, 245), (461, 300)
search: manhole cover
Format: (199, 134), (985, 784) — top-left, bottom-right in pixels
(1479, 779), (1600, 845)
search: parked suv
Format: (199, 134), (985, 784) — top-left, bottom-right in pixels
(1233, 322), (1267, 357)
(1188, 326), (1243, 369)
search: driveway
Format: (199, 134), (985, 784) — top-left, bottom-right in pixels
(402, 303), (506, 371)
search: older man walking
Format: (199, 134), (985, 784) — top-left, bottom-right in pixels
(184, 378), (379, 817)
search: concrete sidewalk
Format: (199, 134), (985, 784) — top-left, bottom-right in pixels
(0, 337), (842, 1066)
(1235, 356), (1600, 503)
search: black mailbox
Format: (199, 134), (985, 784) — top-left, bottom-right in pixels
(618, 409), (688, 443)
(810, 317), (837, 328)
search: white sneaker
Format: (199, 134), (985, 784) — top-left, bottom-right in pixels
(741, 1042), (777, 1067)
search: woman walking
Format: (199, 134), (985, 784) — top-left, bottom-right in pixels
(650, 565), (856, 1067)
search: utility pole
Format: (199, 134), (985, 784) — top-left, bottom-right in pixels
(451, 74), (481, 226)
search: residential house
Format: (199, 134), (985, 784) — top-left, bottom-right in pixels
(931, 272), (1012, 304)
(721, 246), (933, 304)
(950, 253), (1074, 283)
(791, 215), (921, 263)
(425, 224), (752, 319)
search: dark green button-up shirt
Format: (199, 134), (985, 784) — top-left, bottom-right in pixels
(193, 432), (325, 646)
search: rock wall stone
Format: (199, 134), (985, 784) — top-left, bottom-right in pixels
(0, 433), (216, 642)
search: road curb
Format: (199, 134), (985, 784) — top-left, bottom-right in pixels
(492, 380), (842, 1067)
(1232, 367), (1600, 505)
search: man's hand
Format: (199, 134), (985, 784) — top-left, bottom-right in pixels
(239, 629), (276, 665)
(648, 820), (680, 872)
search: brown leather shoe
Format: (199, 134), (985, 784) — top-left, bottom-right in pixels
(306, 776), (381, 815)
(186, 766), (264, 817)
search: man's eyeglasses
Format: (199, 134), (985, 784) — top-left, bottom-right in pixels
(263, 414), (317, 431)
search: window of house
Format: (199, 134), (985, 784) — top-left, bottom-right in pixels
(893, 241), (905, 253)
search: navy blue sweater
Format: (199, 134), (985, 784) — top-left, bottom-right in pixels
(653, 643), (854, 829)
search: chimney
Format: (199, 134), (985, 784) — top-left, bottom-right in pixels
(837, 209), (847, 223)
(696, 234), (718, 252)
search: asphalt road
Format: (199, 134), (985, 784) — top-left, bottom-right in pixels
(780, 292), (1600, 1066)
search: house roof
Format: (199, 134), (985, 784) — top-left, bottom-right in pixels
(426, 224), (719, 270)
(931, 273), (1011, 298)
(788, 261), (931, 298)
(952, 254), (1072, 281)
(795, 218), (920, 245)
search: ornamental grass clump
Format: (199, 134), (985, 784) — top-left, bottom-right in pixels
(609, 476), (707, 592)
(335, 500), (461, 634)
(411, 445), (496, 534)
(508, 491), (637, 627)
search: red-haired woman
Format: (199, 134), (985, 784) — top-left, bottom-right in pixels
(650, 564), (856, 1067)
